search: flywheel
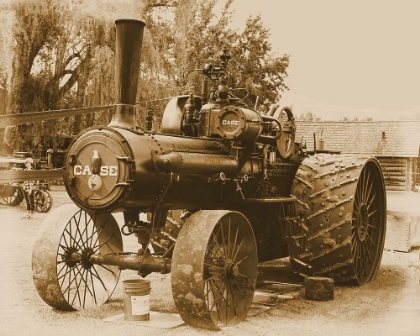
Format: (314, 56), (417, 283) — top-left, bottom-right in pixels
(289, 154), (386, 285)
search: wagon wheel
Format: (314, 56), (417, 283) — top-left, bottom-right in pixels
(32, 204), (123, 310)
(171, 210), (258, 329)
(34, 190), (53, 213)
(290, 155), (386, 285)
(1, 186), (23, 206)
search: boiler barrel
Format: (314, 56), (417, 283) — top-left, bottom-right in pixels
(64, 127), (243, 212)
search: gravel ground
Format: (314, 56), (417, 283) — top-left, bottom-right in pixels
(1, 187), (419, 336)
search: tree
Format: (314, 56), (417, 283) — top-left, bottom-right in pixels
(231, 15), (289, 106)
(141, 1), (290, 109)
(2, 0), (291, 152)
(299, 111), (321, 121)
(3, 0), (117, 150)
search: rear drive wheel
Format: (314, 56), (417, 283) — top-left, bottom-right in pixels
(171, 210), (258, 329)
(290, 155), (386, 284)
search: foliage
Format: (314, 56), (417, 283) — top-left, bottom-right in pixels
(231, 15), (289, 106)
(298, 111), (321, 121)
(339, 116), (373, 121)
(1, 0), (119, 151)
(1, 0), (290, 153)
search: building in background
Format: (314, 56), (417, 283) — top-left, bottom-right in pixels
(296, 121), (420, 191)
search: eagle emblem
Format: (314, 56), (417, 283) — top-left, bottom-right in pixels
(88, 150), (103, 191)
(90, 149), (102, 175)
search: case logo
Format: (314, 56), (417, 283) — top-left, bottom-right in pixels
(73, 165), (118, 176)
(222, 120), (240, 126)
(73, 150), (118, 176)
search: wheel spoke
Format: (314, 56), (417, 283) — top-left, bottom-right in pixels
(93, 232), (116, 252)
(235, 254), (249, 266)
(58, 265), (72, 287)
(231, 237), (245, 262)
(206, 248), (225, 266)
(89, 214), (104, 247)
(229, 281), (237, 317)
(368, 209), (377, 218)
(90, 266), (110, 292)
(209, 278), (222, 322)
(211, 230), (227, 261)
(227, 217), (231, 259)
(204, 262), (223, 269)
(366, 232), (375, 247)
(218, 222), (228, 260)
(366, 191), (377, 210)
(362, 169), (371, 202)
(97, 264), (118, 277)
(233, 279), (244, 299)
(231, 225), (239, 260)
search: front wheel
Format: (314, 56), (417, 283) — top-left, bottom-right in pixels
(32, 204), (123, 310)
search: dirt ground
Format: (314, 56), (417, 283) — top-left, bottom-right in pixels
(1, 187), (419, 336)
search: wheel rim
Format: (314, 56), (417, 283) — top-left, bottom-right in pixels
(171, 210), (257, 329)
(44, 190), (53, 212)
(351, 161), (386, 284)
(32, 204), (123, 310)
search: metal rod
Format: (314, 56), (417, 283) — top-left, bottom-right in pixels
(90, 253), (171, 274)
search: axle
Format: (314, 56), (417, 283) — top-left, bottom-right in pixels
(91, 252), (171, 277)
(66, 249), (171, 277)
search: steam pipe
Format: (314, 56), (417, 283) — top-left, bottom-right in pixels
(109, 19), (146, 130)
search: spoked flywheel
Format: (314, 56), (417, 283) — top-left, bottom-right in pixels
(290, 155), (386, 285)
(32, 204), (123, 310)
(171, 210), (258, 329)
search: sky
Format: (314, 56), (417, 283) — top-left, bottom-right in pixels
(1, 0), (418, 114)
(230, 0), (420, 112)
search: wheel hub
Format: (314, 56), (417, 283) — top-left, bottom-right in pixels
(225, 261), (240, 279)
(81, 247), (94, 269)
(62, 246), (80, 268)
(356, 203), (369, 241)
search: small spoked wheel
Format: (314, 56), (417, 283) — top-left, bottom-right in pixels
(1, 185), (23, 206)
(34, 190), (53, 213)
(171, 210), (258, 329)
(32, 204), (123, 310)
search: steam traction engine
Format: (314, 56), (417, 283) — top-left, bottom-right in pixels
(31, 19), (386, 329)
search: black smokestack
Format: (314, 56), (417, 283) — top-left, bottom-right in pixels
(109, 19), (145, 129)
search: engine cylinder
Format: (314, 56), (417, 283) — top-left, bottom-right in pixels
(214, 106), (263, 142)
